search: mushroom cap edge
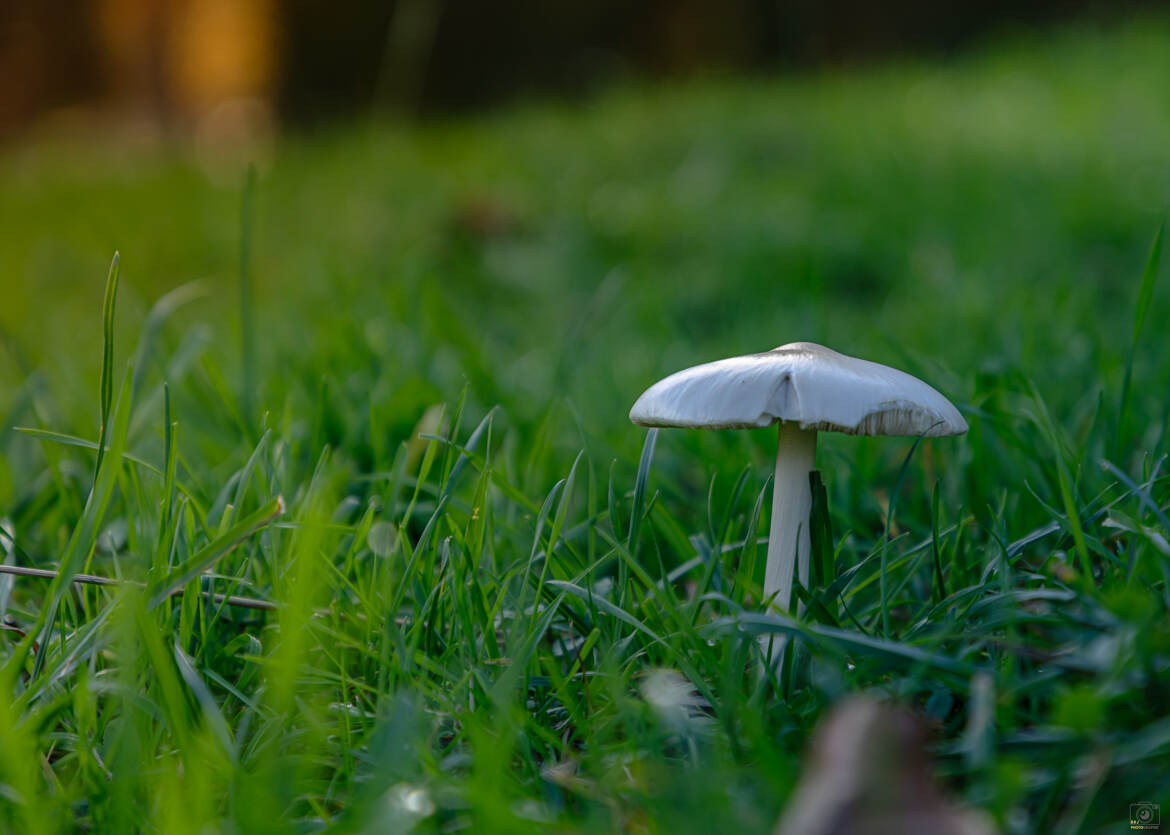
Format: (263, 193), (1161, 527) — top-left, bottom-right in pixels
(629, 341), (968, 437)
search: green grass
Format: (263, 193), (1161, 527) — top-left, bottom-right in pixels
(2, 17), (1170, 834)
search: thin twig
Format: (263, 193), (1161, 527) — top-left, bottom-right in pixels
(0, 563), (397, 624)
(0, 563), (277, 611)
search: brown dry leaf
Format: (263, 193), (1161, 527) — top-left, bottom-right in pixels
(774, 696), (997, 835)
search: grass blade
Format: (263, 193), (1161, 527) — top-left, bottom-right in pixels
(879, 434), (925, 636)
(930, 480), (946, 602)
(240, 164), (258, 430)
(627, 428), (657, 556)
(146, 496), (284, 608)
(1117, 217), (1163, 455)
(26, 367), (132, 679)
(93, 252), (120, 483)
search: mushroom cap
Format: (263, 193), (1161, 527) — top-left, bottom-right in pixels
(629, 341), (967, 436)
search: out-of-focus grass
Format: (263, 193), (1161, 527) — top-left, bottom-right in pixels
(0, 18), (1168, 835)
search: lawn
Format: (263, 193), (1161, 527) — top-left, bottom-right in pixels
(1, 17), (1169, 834)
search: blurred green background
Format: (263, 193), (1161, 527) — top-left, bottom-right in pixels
(2, 16), (1168, 504)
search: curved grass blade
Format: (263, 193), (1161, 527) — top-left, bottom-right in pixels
(547, 579), (664, 645)
(713, 611), (975, 678)
(1118, 218), (1164, 455)
(27, 367), (132, 679)
(627, 428), (657, 556)
(880, 434), (926, 636)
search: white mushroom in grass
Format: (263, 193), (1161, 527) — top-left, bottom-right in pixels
(630, 342), (966, 660)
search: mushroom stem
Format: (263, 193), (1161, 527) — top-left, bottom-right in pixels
(764, 422), (818, 615)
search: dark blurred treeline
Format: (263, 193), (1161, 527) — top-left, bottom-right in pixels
(0, 0), (1157, 135)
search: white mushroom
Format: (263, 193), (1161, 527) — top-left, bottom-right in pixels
(630, 342), (966, 653)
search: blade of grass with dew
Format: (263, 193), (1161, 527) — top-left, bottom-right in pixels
(714, 612), (976, 679)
